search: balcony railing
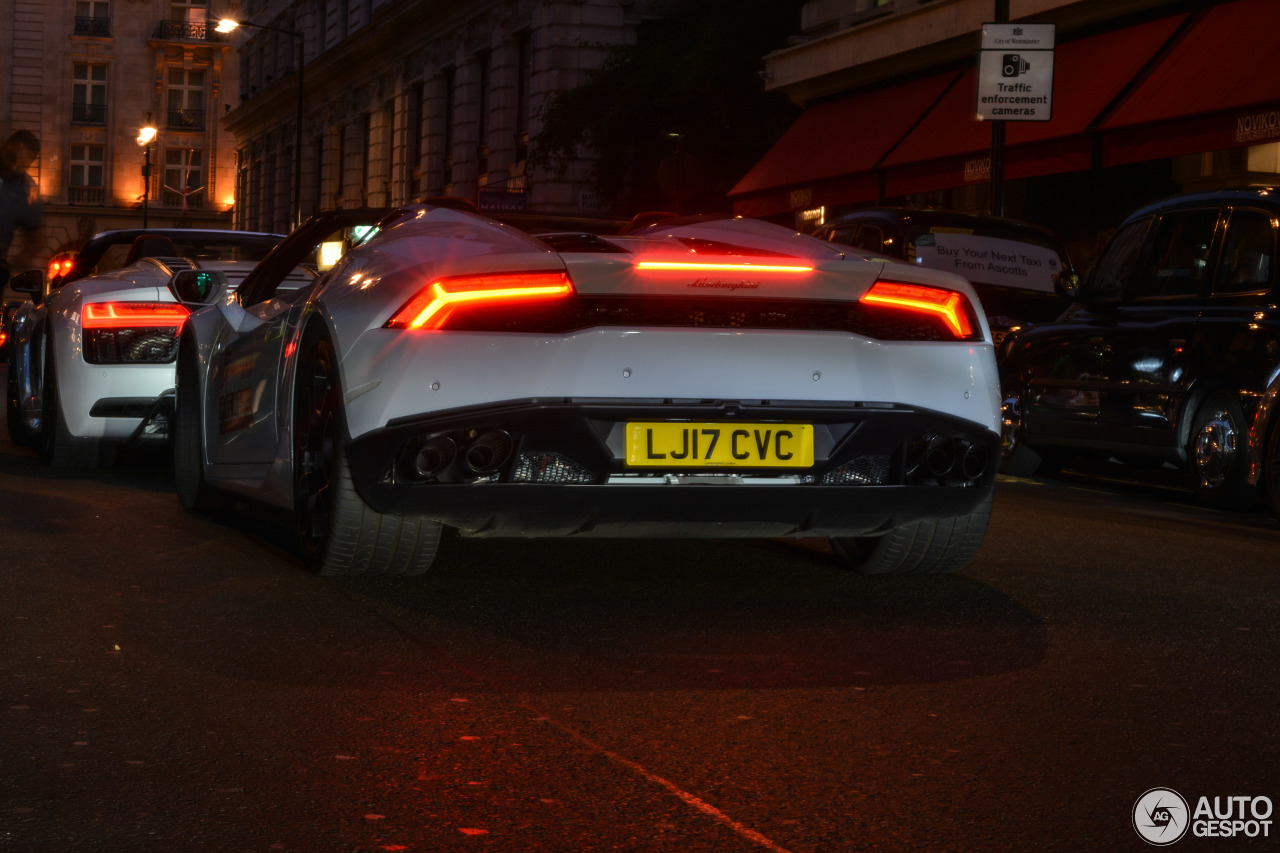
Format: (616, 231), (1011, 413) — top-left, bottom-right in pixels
(167, 108), (205, 130)
(152, 20), (226, 42)
(68, 186), (107, 205)
(73, 16), (111, 37)
(72, 103), (107, 125)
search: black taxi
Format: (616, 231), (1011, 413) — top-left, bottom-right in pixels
(998, 187), (1280, 517)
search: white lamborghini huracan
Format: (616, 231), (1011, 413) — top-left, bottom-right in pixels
(172, 204), (1001, 578)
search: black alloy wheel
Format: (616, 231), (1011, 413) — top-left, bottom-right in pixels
(1188, 392), (1257, 510)
(1262, 415), (1280, 521)
(173, 346), (223, 511)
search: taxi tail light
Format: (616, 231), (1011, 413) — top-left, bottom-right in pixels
(82, 302), (190, 329)
(386, 271), (574, 331)
(859, 280), (976, 339)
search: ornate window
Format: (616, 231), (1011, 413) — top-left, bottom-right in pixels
(72, 64), (107, 124)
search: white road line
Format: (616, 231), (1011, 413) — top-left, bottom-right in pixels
(542, 715), (798, 853)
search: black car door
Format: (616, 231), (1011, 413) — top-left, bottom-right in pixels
(1021, 218), (1151, 443)
(1191, 205), (1279, 412)
(1096, 207), (1222, 451)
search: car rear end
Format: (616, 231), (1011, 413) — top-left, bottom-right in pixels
(334, 216), (1001, 541)
(53, 262), (255, 444)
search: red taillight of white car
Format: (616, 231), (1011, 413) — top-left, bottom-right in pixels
(859, 280), (976, 339)
(82, 302), (190, 329)
(634, 260), (814, 274)
(80, 302), (191, 365)
(386, 271), (574, 331)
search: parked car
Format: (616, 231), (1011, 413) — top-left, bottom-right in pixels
(997, 187), (1280, 514)
(5, 228), (284, 465)
(814, 208), (1076, 342)
(173, 203), (1001, 578)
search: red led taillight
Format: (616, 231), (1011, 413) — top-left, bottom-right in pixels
(82, 302), (190, 329)
(859, 280), (975, 339)
(49, 258), (74, 279)
(635, 260), (813, 274)
(386, 271), (574, 330)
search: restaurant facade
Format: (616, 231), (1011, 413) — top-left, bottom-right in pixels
(730, 0), (1280, 266)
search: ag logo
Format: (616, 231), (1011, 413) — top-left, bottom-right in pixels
(1134, 788), (1190, 845)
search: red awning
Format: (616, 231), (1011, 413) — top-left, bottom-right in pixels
(1100, 0), (1280, 166)
(729, 71), (960, 217)
(879, 12), (1186, 197)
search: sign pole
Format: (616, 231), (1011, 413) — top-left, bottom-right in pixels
(990, 121), (1005, 218)
(989, 0), (1009, 218)
(976, 12), (1054, 220)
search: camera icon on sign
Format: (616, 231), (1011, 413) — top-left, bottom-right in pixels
(1002, 54), (1031, 77)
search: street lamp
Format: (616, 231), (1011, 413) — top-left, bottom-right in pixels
(216, 17), (304, 228)
(137, 117), (157, 229)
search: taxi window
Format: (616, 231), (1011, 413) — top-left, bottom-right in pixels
(1131, 209), (1219, 300)
(1213, 208), (1274, 296)
(1088, 218), (1149, 301)
(852, 225), (885, 253)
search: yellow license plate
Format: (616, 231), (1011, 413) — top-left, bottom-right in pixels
(625, 422), (814, 468)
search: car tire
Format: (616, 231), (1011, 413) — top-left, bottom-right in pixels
(294, 332), (442, 577)
(38, 334), (101, 469)
(173, 345), (225, 512)
(1264, 416), (1280, 522)
(1188, 392), (1257, 510)
(6, 363), (32, 446)
(829, 492), (992, 575)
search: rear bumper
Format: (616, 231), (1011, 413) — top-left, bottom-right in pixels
(345, 398), (999, 537)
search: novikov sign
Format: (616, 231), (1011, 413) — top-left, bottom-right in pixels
(1236, 108), (1280, 144)
(976, 23), (1055, 122)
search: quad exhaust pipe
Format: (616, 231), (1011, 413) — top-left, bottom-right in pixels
(910, 433), (990, 484)
(399, 429), (515, 482)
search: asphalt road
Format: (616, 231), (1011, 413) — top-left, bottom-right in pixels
(2, 396), (1278, 852)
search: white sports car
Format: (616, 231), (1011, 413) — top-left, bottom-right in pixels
(173, 205), (1001, 577)
(6, 229), (284, 466)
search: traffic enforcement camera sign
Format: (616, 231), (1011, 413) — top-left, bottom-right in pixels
(976, 23), (1055, 122)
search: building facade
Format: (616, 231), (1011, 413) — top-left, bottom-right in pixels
(224, 0), (668, 234)
(732, 0), (1280, 267)
(0, 0), (239, 284)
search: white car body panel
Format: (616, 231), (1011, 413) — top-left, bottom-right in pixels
(338, 328), (999, 442)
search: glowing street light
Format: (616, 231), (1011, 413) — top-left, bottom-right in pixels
(137, 116), (157, 228)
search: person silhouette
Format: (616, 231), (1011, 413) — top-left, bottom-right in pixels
(0, 129), (43, 289)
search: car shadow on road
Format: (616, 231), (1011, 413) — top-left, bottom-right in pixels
(326, 532), (1049, 693)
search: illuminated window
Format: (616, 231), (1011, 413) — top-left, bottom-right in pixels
(166, 67), (206, 129)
